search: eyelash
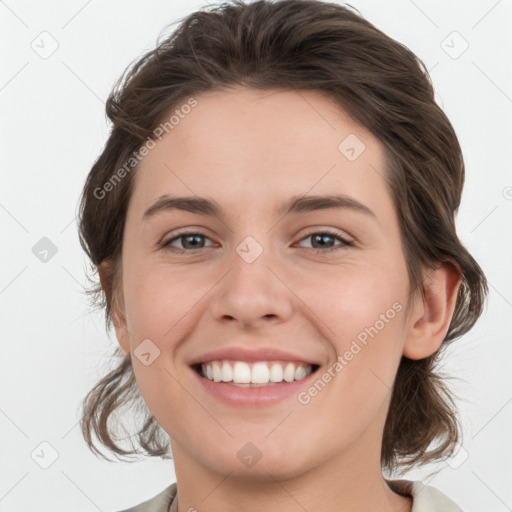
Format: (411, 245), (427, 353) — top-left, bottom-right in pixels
(161, 229), (354, 255)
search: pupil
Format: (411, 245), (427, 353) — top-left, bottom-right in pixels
(183, 234), (204, 249)
(312, 234), (333, 248)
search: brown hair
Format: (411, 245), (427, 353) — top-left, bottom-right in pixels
(78, 0), (487, 474)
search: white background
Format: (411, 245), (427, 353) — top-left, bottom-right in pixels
(1, 0), (511, 510)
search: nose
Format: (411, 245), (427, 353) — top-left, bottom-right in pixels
(209, 245), (294, 329)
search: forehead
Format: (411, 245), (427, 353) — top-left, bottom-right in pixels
(129, 87), (392, 219)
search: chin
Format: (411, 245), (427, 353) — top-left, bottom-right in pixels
(197, 439), (317, 481)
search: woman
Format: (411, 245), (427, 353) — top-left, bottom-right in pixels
(78, 1), (487, 510)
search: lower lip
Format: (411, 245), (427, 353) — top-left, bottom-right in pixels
(191, 366), (319, 407)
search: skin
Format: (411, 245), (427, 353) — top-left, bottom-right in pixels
(100, 87), (461, 512)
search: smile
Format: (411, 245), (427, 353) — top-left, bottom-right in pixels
(194, 360), (320, 386)
(191, 360), (321, 407)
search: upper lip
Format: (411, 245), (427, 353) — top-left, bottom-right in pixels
(189, 346), (321, 366)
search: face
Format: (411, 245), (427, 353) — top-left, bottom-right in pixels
(110, 87), (417, 480)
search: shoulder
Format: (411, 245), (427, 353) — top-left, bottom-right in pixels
(114, 482), (177, 512)
(386, 479), (463, 512)
(115, 479), (462, 512)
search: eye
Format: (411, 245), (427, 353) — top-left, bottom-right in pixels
(161, 229), (354, 254)
(162, 231), (215, 253)
(297, 230), (354, 253)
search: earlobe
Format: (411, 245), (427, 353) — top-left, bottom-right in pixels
(403, 261), (462, 360)
(98, 260), (130, 355)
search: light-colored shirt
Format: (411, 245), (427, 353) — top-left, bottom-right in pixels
(116, 479), (462, 512)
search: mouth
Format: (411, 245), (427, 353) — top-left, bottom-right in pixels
(191, 360), (321, 387)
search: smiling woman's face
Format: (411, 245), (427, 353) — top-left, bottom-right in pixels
(108, 87), (419, 480)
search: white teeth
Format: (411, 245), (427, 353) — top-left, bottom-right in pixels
(269, 363), (283, 382)
(233, 361), (251, 383)
(251, 362), (270, 384)
(198, 360), (314, 385)
(221, 361), (233, 382)
(283, 362), (295, 382)
(212, 361), (222, 382)
(295, 366), (307, 380)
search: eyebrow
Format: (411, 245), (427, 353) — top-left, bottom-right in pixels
(142, 193), (376, 220)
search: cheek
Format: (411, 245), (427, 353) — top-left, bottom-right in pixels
(122, 262), (207, 343)
(299, 261), (408, 335)
(122, 264), (197, 421)
(298, 263), (408, 385)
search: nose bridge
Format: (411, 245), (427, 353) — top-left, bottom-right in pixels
(211, 232), (293, 326)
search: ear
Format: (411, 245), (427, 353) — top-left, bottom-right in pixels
(98, 260), (130, 355)
(403, 261), (462, 360)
